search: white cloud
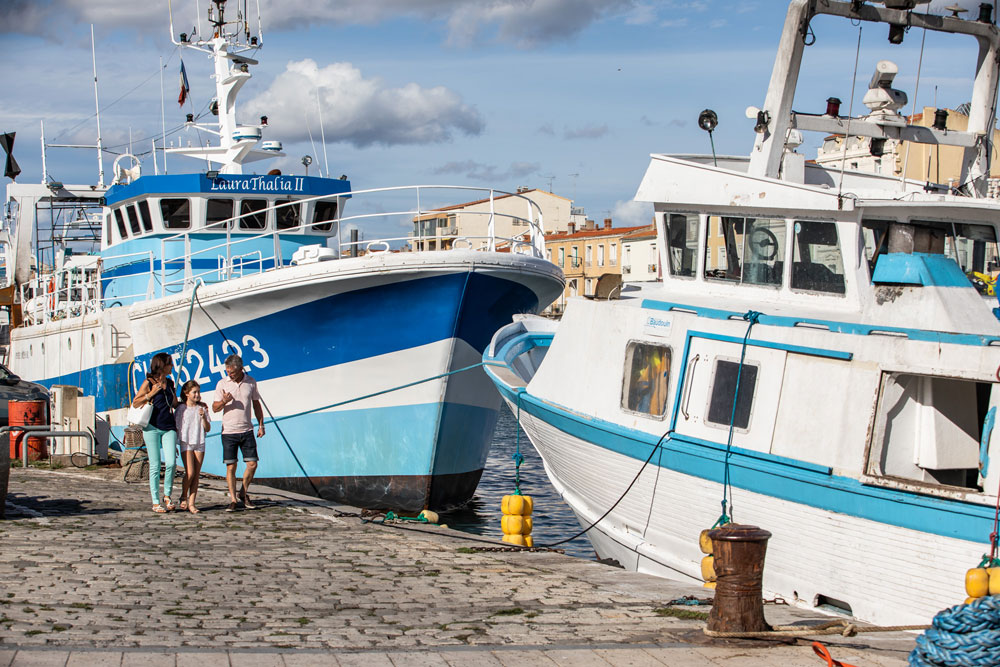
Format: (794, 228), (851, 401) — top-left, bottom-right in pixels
(243, 59), (483, 148)
(612, 199), (652, 228)
(625, 3), (659, 25)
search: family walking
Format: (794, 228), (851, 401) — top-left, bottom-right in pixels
(131, 352), (265, 513)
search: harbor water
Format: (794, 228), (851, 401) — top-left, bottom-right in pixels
(439, 404), (596, 560)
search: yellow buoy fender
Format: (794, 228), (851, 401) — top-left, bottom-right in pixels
(965, 567), (990, 598)
(502, 494), (533, 516)
(418, 510), (439, 524)
(701, 555), (716, 582)
(703, 581), (717, 590)
(501, 515), (533, 536)
(501, 533), (527, 546)
(989, 567), (1000, 596)
(699, 529), (714, 555)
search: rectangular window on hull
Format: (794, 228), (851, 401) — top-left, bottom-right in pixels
(125, 205), (141, 235)
(706, 359), (758, 430)
(113, 208), (128, 239)
(160, 198), (191, 229)
(239, 199), (267, 230)
(622, 342), (671, 418)
(705, 216), (784, 287)
(137, 200), (153, 232)
(206, 199), (234, 229)
(275, 199), (300, 230)
(312, 200), (338, 232)
(791, 220), (845, 294)
(665, 213), (698, 278)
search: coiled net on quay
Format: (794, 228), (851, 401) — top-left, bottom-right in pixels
(909, 596), (1000, 666)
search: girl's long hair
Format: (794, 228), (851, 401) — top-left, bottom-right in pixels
(180, 380), (200, 404)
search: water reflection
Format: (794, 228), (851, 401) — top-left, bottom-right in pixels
(439, 404), (596, 560)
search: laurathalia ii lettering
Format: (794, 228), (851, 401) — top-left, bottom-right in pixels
(209, 176), (305, 193)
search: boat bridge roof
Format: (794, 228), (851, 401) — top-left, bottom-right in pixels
(104, 173), (352, 207)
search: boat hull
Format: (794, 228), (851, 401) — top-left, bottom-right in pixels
(13, 251), (563, 511)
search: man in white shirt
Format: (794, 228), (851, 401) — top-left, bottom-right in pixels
(212, 354), (265, 512)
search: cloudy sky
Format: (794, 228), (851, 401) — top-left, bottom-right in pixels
(0, 0), (989, 235)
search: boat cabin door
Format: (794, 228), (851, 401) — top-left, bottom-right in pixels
(673, 335), (786, 455)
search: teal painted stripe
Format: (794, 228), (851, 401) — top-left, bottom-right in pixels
(641, 299), (1000, 347)
(483, 364), (995, 545)
(141, 402), (499, 480)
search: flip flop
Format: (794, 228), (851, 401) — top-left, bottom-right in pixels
(152, 505), (167, 513)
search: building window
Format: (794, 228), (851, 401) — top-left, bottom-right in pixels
(585, 278), (593, 295)
(558, 247), (565, 267)
(571, 246), (579, 268)
(621, 342), (670, 417)
(610, 243), (617, 265)
(598, 245), (605, 267)
(586, 245), (593, 267)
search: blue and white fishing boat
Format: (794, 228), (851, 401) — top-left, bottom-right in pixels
(3, 0), (563, 511)
(485, 0), (1000, 625)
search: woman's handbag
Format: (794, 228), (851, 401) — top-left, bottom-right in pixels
(127, 401), (153, 428)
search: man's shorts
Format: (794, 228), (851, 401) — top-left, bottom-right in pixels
(221, 431), (258, 465)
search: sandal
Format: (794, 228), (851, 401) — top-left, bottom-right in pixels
(163, 497), (176, 511)
(152, 505), (167, 513)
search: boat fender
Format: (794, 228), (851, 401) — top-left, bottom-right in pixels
(418, 509), (439, 524)
(501, 494), (532, 516)
(990, 567), (1000, 596)
(701, 555), (717, 583)
(501, 493), (534, 546)
(965, 567), (989, 598)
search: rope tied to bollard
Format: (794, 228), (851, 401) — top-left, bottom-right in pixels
(703, 619), (930, 639)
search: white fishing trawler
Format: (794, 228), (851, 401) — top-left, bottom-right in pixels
(3, 0), (563, 510)
(485, 0), (1000, 625)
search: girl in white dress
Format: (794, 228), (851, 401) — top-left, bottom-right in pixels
(176, 380), (211, 513)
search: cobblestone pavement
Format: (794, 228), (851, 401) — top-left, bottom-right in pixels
(1, 467), (915, 665)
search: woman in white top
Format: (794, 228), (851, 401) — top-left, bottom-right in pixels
(176, 380), (211, 513)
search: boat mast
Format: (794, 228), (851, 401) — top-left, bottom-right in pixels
(91, 25), (105, 188)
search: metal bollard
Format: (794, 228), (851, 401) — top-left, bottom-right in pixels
(706, 523), (772, 633)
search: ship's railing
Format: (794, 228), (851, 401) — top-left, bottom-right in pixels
(156, 185), (547, 295)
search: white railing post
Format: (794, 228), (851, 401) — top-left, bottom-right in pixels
(184, 234), (192, 287)
(487, 190), (496, 252)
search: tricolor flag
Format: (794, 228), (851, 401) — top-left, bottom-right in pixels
(178, 61), (190, 106)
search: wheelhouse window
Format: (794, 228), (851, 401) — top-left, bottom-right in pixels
(706, 358), (758, 430)
(275, 199), (300, 230)
(125, 205), (142, 235)
(312, 199), (338, 232)
(137, 200), (154, 232)
(206, 199), (234, 230)
(665, 213), (698, 278)
(239, 199), (267, 230)
(791, 220), (845, 294)
(704, 216), (784, 287)
(160, 198), (191, 229)
(622, 342), (671, 418)
(113, 209), (128, 239)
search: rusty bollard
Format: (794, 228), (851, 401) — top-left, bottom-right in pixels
(706, 523), (772, 633)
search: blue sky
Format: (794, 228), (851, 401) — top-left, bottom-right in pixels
(0, 0), (989, 236)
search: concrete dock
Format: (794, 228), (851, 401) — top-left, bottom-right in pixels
(1, 466), (916, 665)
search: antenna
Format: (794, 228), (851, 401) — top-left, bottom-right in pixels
(316, 90), (330, 178)
(542, 174), (555, 192)
(91, 25), (105, 188)
(40, 120), (47, 184)
(159, 56), (168, 174)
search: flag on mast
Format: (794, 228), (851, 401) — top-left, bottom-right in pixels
(178, 61), (190, 106)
